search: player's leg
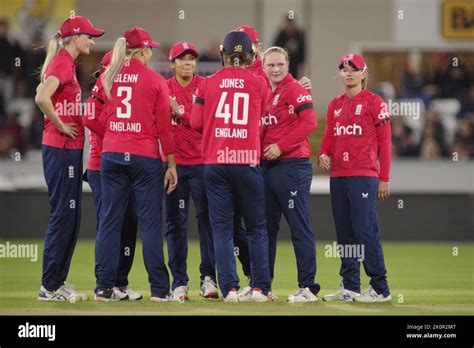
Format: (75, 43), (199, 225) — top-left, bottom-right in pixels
(348, 177), (390, 302)
(262, 162), (283, 284)
(95, 154), (130, 301)
(322, 177), (361, 302)
(39, 145), (85, 302)
(130, 156), (170, 299)
(272, 160), (319, 302)
(234, 165), (271, 301)
(114, 190), (141, 300)
(188, 164), (218, 298)
(165, 164), (190, 295)
(58, 148), (83, 286)
(233, 209), (251, 280)
(203, 164), (239, 300)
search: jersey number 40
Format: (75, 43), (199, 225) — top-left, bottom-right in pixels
(215, 92), (249, 125)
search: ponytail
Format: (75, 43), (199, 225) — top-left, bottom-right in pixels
(102, 38), (141, 99)
(40, 33), (72, 81)
(361, 69), (369, 89)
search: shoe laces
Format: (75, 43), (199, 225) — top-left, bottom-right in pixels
(293, 288), (307, 297)
(203, 277), (217, 287)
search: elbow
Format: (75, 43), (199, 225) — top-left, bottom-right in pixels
(35, 93), (48, 109)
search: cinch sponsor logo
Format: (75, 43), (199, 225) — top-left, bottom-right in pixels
(333, 122), (362, 136)
(260, 114), (278, 126)
(296, 94), (312, 103)
(18, 322), (56, 341)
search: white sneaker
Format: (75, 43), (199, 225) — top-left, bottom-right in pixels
(150, 293), (185, 303)
(172, 285), (189, 301)
(200, 277), (218, 299)
(114, 287), (143, 300)
(61, 283), (87, 301)
(267, 291), (278, 302)
(38, 286), (68, 302)
(353, 286), (391, 302)
(94, 288), (124, 302)
(323, 283), (360, 302)
(251, 288), (268, 302)
(223, 288), (239, 303)
(287, 287), (318, 303)
(150, 294), (169, 302)
(237, 286), (252, 302)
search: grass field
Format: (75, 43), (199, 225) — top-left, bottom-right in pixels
(0, 239), (472, 315)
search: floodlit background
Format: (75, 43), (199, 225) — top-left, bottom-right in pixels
(0, 0), (472, 240)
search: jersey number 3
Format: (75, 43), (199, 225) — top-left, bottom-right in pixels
(117, 86), (132, 119)
(215, 92), (249, 125)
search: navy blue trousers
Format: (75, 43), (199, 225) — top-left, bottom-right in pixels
(85, 169), (138, 288)
(330, 177), (390, 296)
(41, 145), (83, 291)
(203, 164), (270, 297)
(96, 153), (169, 296)
(165, 164), (215, 290)
(263, 159), (320, 294)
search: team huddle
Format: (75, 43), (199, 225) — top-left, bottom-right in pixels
(35, 15), (393, 304)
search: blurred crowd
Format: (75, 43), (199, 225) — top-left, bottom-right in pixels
(0, 16), (472, 161)
(389, 53), (474, 159)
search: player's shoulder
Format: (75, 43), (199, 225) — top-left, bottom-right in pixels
(329, 93), (346, 106)
(362, 90), (385, 110)
(144, 66), (166, 85)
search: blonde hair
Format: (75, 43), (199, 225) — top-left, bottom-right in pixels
(361, 69), (368, 89)
(40, 33), (72, 81)
(102, 38), (141, 99)
(262, 46), (290, 65)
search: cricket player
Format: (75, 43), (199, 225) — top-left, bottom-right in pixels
(94, 28), (177, 302)
(261, 46), (320, 303)
(83, 51), (142, 301)
(319, 53), (392, 302)
(164, 42), (218, 300)
(189, 31), (271, 302)
(35, 15), (104, 302)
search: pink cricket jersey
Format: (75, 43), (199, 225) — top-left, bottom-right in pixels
(320, 89), (391, 181)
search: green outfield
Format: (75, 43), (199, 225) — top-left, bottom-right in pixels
(0, 239), (472, 315)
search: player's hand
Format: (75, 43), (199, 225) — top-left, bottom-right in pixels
(169, 97), (182, 119)
(58, 123), (78, 139)
(164, 166), (178, 194)
(298, 76), (312, 90)
(378, 181), (390, 201)
(264, 144), (282, 160)
(318, 154), (330, 171)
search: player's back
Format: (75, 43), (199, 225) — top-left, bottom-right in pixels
(199, 67), (267, 165)
(102, 59), (168, 158)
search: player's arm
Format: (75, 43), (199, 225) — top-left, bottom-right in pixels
(35, 76), (77, 139)
(83, 82), (106, 138)
(318, 100), (335, 171)
(189, 80), (207, 133)
(259, 79), (270, 142)
(372, 96), (391, 200)
(154, 77), (178, 193)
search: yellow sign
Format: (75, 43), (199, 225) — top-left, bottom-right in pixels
(442, 0), (474, 39)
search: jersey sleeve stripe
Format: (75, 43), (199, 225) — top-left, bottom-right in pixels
(375, 119), (389, 127)
(295, 103), (313, 115)
(91, 95), (104, 104)
(195, 97), (205, 105)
